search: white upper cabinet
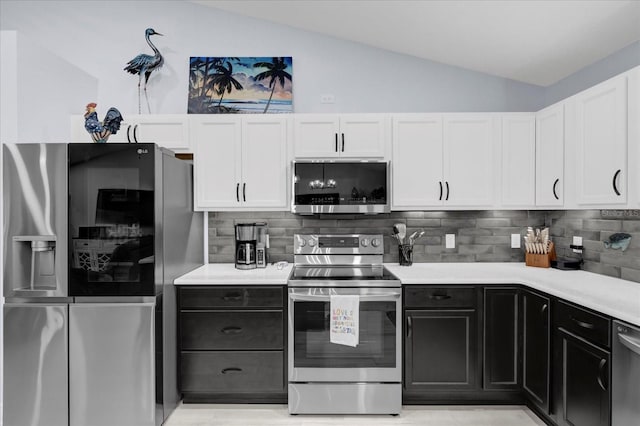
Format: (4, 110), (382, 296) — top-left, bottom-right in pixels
(501, 114), (536, 207)
(71, 114), (190, 152)
(535, 102), (565, 207)
(191, 115), (289, 211)
(293, 114), (387, 158)
(391, 113), (498, 210)
(572, 74), (628, 206)
(443, 114), (498, 207)
(240, 116), (289, 209)
(391, 114), (444, 209)
(631, 67), (640, 207)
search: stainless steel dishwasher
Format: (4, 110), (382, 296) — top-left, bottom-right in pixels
(612, 320), (640, 426)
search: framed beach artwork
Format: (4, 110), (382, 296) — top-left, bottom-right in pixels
(188, 56), (293, 114)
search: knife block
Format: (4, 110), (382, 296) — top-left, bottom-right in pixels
(525, 242), (556, 268)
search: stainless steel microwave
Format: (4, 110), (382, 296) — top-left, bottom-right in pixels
(291, 160), (390, 214)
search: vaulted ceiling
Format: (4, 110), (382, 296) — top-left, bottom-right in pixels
(193, 0), (640, 86)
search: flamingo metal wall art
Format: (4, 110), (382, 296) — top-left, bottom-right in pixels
(124, 28), (164, 113)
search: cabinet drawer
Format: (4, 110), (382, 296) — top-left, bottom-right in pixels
(180, 311), (283, 350)
(181, 351), (284, 393)
(556, 300), (610, 348)
(405, 287), (476, 308)
(180, 286), (283, 309)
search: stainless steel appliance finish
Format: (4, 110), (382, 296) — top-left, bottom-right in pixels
(69, 302), (155, 426)
(612, 320), (640, 426)
(235, 223), (257, 270)
(288, 383), (402, 415)
(287, 234), (401, 415)
(2, 143), (70, 426)
(291, 160), (390, 215)
(3, 143), (68, 298)
(2, 143), (203, 426)
(3, 304), (69, 426)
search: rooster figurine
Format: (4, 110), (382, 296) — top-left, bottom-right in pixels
(84, 103), (124, 143)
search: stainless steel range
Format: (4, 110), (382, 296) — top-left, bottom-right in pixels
(287, 234), (401, 415)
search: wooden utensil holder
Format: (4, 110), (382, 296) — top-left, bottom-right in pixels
(525, 242), (557, 268)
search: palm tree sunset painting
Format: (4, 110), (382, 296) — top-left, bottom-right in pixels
(188, 56), (293, 114)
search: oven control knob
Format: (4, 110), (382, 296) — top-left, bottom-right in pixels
(361, 238), (370, 247)
(308, 239), (317, 247)
(371, 238), (381, 247)
(298, 238), (307, 247)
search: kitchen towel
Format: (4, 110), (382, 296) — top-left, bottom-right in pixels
(330, 295), (359, 347)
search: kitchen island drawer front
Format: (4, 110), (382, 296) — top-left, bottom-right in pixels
(556, 300), (610, 348)
(180, 286), (283, 309)
(181, 351), (284, 393)
(405, 287), (476, 308)
(180, 311), (283, 350)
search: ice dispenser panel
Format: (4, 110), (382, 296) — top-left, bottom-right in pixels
(12, 236), (57, 291)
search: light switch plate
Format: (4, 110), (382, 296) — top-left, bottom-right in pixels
(511, 234), (521, 249)
(445, 234), (455, 249)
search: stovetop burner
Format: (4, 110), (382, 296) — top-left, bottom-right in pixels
(289, 234), (400, 287)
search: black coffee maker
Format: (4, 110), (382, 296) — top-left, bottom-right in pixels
(235, 223), (257, 270)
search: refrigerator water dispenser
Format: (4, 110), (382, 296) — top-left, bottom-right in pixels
(13, 236), (57, 290)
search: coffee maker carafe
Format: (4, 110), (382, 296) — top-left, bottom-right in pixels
(235, 223), (257, 270)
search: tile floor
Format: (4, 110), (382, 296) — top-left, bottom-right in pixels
(165, 404), (547, 426)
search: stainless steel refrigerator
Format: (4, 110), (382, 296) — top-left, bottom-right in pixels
(2, 143), (203, 426)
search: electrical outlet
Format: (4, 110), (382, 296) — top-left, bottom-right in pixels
(572, 236), (583, 246)
(320, 94), (335, 104)
(445, 234), (455, 249)
(511, 234), (521, 249)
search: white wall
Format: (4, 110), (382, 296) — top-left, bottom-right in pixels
(0, 0), (545, 143)
(544, 41), (640, 107)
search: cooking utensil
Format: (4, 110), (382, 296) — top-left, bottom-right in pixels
(394, 223), (406, 244)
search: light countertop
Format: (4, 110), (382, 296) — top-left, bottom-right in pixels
(385, 263), (640, 326)
(174, 262), (640, 326)
(174, 262), (293, 285)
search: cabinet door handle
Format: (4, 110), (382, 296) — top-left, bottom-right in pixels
(553, 178), (559, 200)
(221, 367), (243, 374)
(612, 169), (621, 196)
(133, 124), (139, 143)
(222, 292), (242, 301)
(335, 133), (338, 152)
(243, 183), (246, 202)
(341, 133), (345, 152)
(445, 181), (450, 201)
(429, 294), (451, 301)
(221, 326), (243, 334)
(597, 358), (607, 391)
(541, 303), (548, 315)
(407, 316), (413, 338)
(236, 183), (240, 202)
(439, 181), (443, 201)
(570, 316), (595, 330)
(126, 125), (132, 143)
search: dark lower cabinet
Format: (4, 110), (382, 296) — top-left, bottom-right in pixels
(522, 290), (551, 414)
(405, 309), (478, 392)
(554, 301), (611, 426)
(483, 288), (519, 390)
(404, 286), (481, 403)
(178, 286), (287, 403)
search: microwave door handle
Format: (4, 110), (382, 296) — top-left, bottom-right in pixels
(289, 293), (401, 302)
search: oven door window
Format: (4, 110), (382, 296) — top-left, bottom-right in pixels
(293, 300), (396, 368)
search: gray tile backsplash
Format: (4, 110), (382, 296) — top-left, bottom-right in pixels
(208, 209), (640, 284)
(208, 210), (546, 263)
(547, 210), (640, 283)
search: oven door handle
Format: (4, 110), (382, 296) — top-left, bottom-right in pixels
(289, 293), (401, 302)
